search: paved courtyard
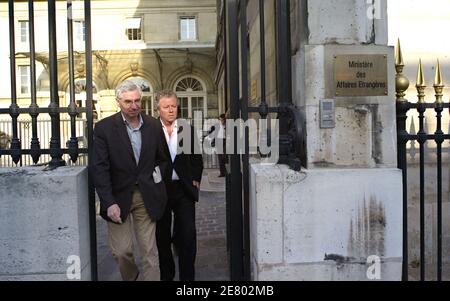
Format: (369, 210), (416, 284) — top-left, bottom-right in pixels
(96, 169), (228, 281)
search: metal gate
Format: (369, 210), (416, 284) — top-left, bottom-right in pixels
(1, 0), (97, 280)
(396, 40), (449, 281)
(223, 0), (304, 280)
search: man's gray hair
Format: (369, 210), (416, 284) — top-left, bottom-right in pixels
(155, 89), (178, 109)
(115, 80), (142, 101)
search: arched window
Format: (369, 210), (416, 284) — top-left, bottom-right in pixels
(174, 76), (207, 119)
(127, 77), (154, 116)
(37, 70), (50, 92)
(176, 77), (204, 92)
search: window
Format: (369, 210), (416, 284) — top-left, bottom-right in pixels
(18, 65), (30, 94)
(74, 20), (85, 42)
(180, 16), (196, 41)
(19, 20), (28, 43)
(176, 77), (204, 92)
(175, 77), (207, 119)
(179, 97), (189, 118)
(126, 18), (142, 41)
(37, 70), (50, 92)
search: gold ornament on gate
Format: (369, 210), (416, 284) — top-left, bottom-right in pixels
(433, 59), (444, 104)
(395, 39), (409, 102)
(416, 59), (426, 103)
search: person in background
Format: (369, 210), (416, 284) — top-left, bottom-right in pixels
(213, 114), (227, 177)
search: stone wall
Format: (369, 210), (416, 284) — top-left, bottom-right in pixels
(250, 165), (402, 281)
(0, 167), (91, 280)
(249, 0), (403, 281)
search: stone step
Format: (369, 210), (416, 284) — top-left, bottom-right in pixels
(206, 171), (225, 182)
(200, 183), (225, 192)
(208, 177), (226, 185)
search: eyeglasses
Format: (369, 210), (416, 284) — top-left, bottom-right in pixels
(120, 98), (141, 106)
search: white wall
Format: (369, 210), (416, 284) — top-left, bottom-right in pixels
(250, 165), (403, 281)
(0, 167), (91, 281)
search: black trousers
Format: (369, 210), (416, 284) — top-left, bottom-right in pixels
(156, 181), (197, 281)
(217, 138), (227, 176)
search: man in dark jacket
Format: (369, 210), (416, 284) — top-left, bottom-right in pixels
(92, 80), (168, 281)
(155, 90), (203, 281)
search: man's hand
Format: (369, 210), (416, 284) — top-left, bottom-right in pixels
(107, 204), (122, 224)
(193, 181), (200, 190)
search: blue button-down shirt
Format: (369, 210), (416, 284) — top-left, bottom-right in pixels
(122, 113), (143, 165)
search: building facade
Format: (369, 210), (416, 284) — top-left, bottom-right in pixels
(0, 0), (218, 121)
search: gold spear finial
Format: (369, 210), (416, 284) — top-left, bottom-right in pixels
(395, 38), (409, 102)
(416, 59), (426, 103)
(396, 38), (404, 67)
(434, 59), (443, 86)
(434, 59), (444, 103)
(416, 59), (425, 86)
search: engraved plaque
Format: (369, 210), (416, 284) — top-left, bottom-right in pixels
(334, 54), (388, 97)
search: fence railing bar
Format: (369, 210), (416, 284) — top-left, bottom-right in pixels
(417, 105), (426, 281)
(8, 0), (21, 164)
(84, 0), (98, 282)
(258, 0), (267, 119)
(67, 0), (79, 163)
(1, 148), (89, 156)
(434, 104), (444, 281)
(0, 108), (87, 115)
(28, 0), (41, 164)
(47, 0), (67, 169)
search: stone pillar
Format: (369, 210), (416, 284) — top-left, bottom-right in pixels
(250, 0), (403, 280)
(0, 167), (91, 280)
(250, 165), (402, 281)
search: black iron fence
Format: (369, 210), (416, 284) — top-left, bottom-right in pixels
(396, 40), (449, 281)
(0, 118), (88, 167)
(223, 0), (304, 280)
(1, 0), (97, 280)
(0, 0), (93, 169)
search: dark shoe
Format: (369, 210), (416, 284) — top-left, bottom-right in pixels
(218, 174), (225, 177)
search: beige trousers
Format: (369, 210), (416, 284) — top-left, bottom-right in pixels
(107, 188), (160, 281)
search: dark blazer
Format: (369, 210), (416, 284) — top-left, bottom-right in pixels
(92, 112), (168, 223)
(162, 120), (203, 202)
